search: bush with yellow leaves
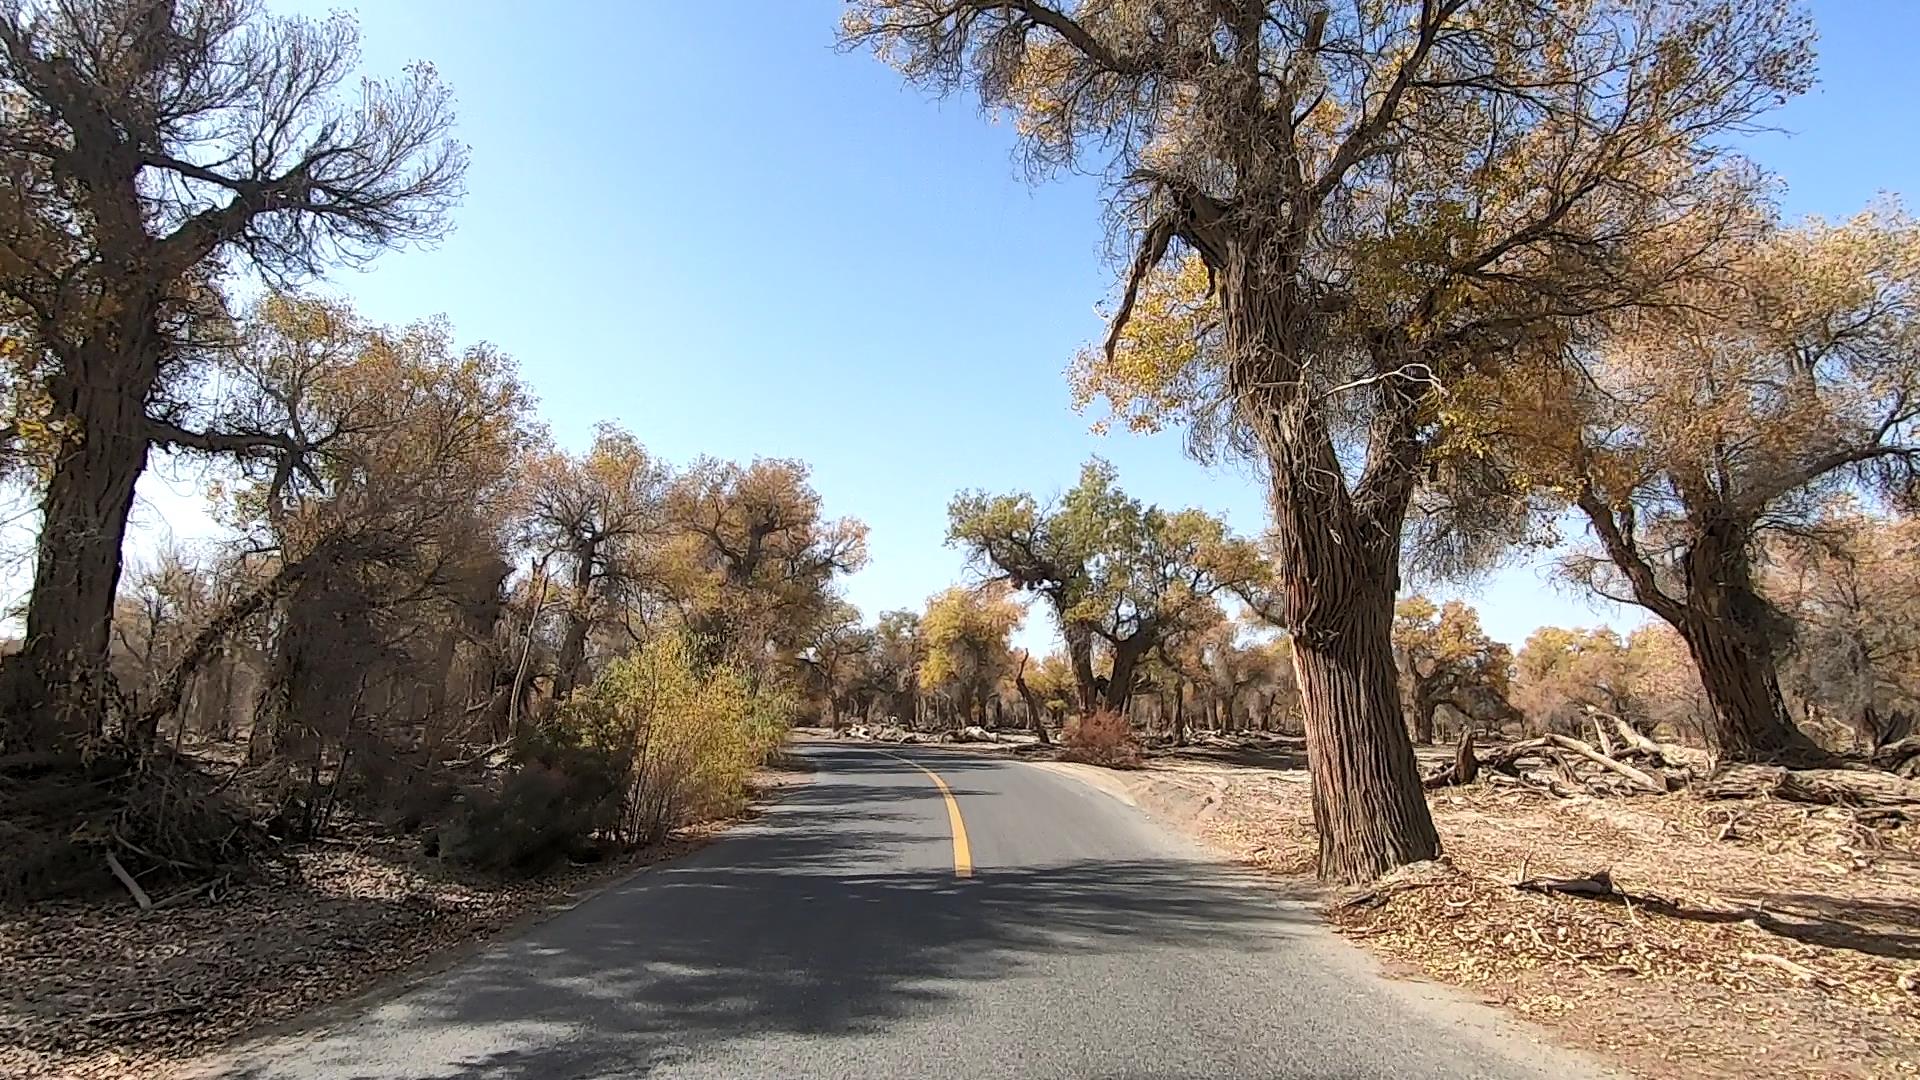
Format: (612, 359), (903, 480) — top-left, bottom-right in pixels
(562, 634), (789, 846)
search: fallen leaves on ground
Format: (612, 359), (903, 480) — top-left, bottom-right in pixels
(1118, 736), (1920, 1080)
(1, 766), (808, 1080)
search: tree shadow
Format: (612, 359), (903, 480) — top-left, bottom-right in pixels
(1730, 891), (1920, 961)
(210, 768), (1313, 1078)
(1149, 739), (1310, 771)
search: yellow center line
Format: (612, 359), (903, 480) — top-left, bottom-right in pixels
(878, 750), (973, 879)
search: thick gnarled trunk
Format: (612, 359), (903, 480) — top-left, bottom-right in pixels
(1679, 526), (1821, 762)
(1064, 622), (1098, 714)
(1290, 578), (1443, 882)
(1223, 232), (1440, 883)
(1100, 633), (1150, 716)
(3, 369), (153, 749)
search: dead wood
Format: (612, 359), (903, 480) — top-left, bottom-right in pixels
(1607, 715), (1681, 768)
(1703, 764), (1920, 817)
(1871, 735), (1920, 777)
(1543, 733), (1670, 792)
(1740, 951), (1836, 988)
(1422, 728), (1479, 789)
(104, 851), (152, 910)
(1514, 868), (1632, 900)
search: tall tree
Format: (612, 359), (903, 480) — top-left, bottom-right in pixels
(1391, 597), (1519, 742)
(1515, 211), (1920, 760)
(1768, 512), (1920, 751)
(869, 609), (925, 727)
(664, 457), (868, 674)
(951, 458), (1262, 717)
(918, 584), (1022, 726)
(948, 460), (1108, 712)
(797, 599), (876, 726)
(0, 0), (465, 745)
(845, 0), (1809, 881)
(523, 424), (669, 699)
(209, 298), (529, 767)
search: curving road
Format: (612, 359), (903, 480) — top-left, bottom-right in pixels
(199, 743), (1609, 1079)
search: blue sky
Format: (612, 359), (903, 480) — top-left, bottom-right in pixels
(101, 0), (1920, 653)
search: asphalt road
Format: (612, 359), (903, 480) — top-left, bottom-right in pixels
(201, 743), (1609, 1080)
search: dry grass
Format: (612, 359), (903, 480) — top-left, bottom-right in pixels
(1110, 736), (1920, 1080)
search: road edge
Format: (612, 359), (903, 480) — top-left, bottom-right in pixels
(162, 756), (818, 1079)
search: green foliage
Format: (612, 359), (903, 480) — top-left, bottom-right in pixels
(443, 725), (625, 877)
(949, 458), (1265, 713)
(562, 633), (787, 846)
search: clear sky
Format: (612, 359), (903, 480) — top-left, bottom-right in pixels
(103, 0), (1920, 653)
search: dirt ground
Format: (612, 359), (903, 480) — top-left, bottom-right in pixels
(1, 762), (812, 1080)
(1057, 734), (1920, 1080)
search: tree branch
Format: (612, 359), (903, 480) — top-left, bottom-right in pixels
(1575, 486), (1685, 624)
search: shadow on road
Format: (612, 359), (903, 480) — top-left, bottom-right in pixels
(218, 746), (1305, 1079)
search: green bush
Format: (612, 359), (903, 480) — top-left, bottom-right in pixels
(442, 725), (624, 875)
(560, 634), (788, 847)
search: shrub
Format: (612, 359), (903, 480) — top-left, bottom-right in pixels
(1060, 709), (1142, 769)
(441, 725), (624, 876)
(560, 634), (786, 847)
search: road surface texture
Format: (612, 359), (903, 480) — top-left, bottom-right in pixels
(199, 744), (1611, 1080)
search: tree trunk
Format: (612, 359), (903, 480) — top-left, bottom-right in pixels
(553, 539), (597, 700)
(1102, 634), (1150, 715)
(1407, 674), (1437, 744)
(1064, 622), (1098, 714)
(1683, 613), (1818, 761)
(1291, 586), (1443, 882)
(1679, 527), (1822, 762)
(1014, 658), (1051, 746)
(3, 371), (153, 749)
(1172, 682), (1187, 746)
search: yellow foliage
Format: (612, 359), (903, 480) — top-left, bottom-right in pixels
(919, 584), (1022, 694)
(562, 633), (788, 843)
(1068, 255), (1216, 434)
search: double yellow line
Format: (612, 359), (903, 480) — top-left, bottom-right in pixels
(879, 750), (973, 878)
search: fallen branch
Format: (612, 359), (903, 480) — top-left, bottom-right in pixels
(1741, 951), (1836, 988)
(1543, 733), (1669, 792)
(104, 851), (153, 911)
(1870, 735), (1920, 778)
(1607, 715), (1681, 768)
(1514, 868), (1627, 900)
(83, 1000), (204, 1025)
(1703, 765), (1920, 816)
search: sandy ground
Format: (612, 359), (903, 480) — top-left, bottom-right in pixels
(1034, 736), (1920, 1079)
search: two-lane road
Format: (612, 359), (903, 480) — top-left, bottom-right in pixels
(202, 744), (1608, 1079)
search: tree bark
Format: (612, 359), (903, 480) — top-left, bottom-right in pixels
(1064, 623), (1098, 714)
(1291, 585), (1443, 882)
(1102, 633), (1151, 715)
(1407, 673), (1438, 744)
(1679, 527), (1823, 762)
(553, 539), (597, 700)
(3, 369), (154, 749)
(1683, 611), (1818, 761)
